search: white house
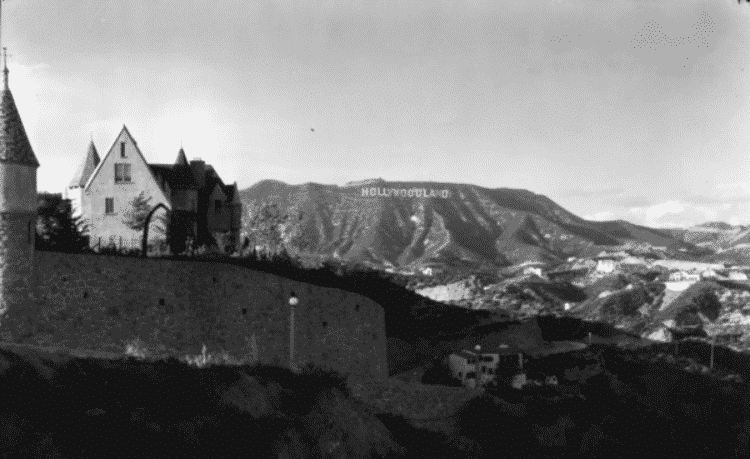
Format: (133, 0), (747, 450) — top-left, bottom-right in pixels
(523, 267), (543, 277)
(448, 344), (523, 389)
(668, 271), (700, 283)
(728, 271), (749, 281)
(595, 258), (616, 274)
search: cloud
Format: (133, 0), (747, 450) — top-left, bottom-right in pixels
(583, 211), (615, 221)
(626, 199), (745, 228)
(630, 200), (685, 222)
(559, 187), (625, 198)
(713, 182), (750, 202)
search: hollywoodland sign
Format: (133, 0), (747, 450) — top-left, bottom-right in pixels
(361, 187), (451, 198)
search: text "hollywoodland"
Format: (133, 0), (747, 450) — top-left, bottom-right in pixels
(361, 187), (451, 198)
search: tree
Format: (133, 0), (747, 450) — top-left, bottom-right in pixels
(122, 191), (168, 236)
(36, 192), (90, 253)
(245, 201), (303, 256)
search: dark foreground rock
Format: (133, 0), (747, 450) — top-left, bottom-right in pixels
(0, 346), (410, 458)
(4, 337), (750, 458)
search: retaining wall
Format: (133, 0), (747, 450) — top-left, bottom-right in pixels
(0, 251), (387, 381)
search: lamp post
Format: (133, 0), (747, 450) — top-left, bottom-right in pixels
(289, 292), (298, 373)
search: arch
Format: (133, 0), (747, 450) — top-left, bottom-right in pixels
(141, 203), (171, 258)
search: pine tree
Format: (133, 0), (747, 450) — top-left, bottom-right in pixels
(122, 191), (168, 236)
(36, 192), (90, 253)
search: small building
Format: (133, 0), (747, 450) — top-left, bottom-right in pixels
(523, 266), (543, 277)
(728, 271), (748, 281)
(620, 256), (646, 266)
(668, 271), (700, 283)
(448, 344), (524, 389)
(595, 258), (616, 273)
(701, 269), (718, 280)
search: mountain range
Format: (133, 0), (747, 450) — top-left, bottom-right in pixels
(238, 179), (711, 271)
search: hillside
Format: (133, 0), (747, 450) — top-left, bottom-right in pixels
(239, 180), (699, 271)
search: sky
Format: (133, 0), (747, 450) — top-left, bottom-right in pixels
(5, 0), (750, 228)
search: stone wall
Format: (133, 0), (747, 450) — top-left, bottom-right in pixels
(0, 251), (387, 381)
(0, 211), (35, 318)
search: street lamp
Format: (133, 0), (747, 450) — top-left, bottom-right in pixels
(289, 292), (298, 372)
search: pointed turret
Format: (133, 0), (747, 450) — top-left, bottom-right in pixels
(0, 62), (39, 168)
(171, 147), (198, 189)
(68, 140), (100, 188)
(0, 46), (39, 326)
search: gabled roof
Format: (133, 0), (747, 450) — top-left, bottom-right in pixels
(83, 125), (172, 208)
(0, 82), (39, 167)
(69, 141), (100, 188)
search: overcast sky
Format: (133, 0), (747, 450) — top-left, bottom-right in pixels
(6, 0), (750, 228)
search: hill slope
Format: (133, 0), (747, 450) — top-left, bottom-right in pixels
(239, 180), (699, 270)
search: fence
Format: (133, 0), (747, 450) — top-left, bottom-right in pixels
(92, 236), (170, 257)
(90, 235), (244, 258)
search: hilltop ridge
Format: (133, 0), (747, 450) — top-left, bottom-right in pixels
(239, 179), (702, 271)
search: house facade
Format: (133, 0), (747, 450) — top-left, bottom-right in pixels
(595, 258), (616, 274)
(448, 344), (523, 389)
(65, 126), (242, 253)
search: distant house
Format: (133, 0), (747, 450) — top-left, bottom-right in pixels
(448, 344), (523, 389)
(701, 269), (718, 280)
(595, 258), (616, 274)
(728, 271), (749, 281)
(620, 256), (646, 266)
(523, 266), (543, 277)
(668, 271), (700, 283)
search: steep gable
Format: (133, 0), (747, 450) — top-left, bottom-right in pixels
(80, 126), (174, 247)
(84, 125), (168, 202)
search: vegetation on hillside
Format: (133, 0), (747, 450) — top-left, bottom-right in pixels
(36, 192), (91, 253)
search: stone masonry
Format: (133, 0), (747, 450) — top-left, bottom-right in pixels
(0, 251), (388, 381)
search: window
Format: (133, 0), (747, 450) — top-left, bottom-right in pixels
(105, 197), (114, 214)
(120, 142), (125, 158)
(466, 371), (476, 379)
(214, 199), (222, 214)
(115, 163), (131, 183)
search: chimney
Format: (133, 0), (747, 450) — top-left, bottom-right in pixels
(190, 158), (205, 189)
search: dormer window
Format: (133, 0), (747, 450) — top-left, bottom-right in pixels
(214, 199), (222, 214)
(120, 142), (126, 158)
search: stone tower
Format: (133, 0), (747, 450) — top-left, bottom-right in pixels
(0, 56), (40, 323)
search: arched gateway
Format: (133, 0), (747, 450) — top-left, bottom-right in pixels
(141, 203), (170, 258)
